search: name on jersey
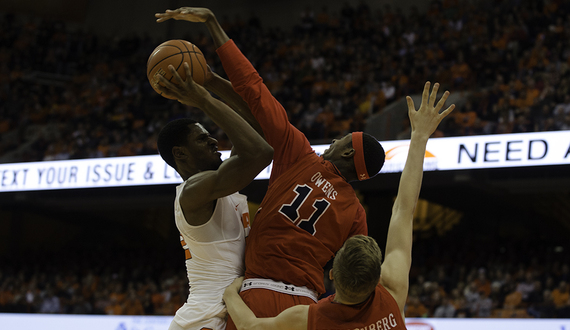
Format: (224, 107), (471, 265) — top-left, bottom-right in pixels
(310, 172), (337, 200)
(354, 313), (399, 330)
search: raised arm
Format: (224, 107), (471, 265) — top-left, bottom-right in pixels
(205, 69), (265, 139)
(156, 8), (263, 138)
(223, 277), (308, 330)
(157, 7), (313, 180)
(156, 63), (273, 211)
(380, 82), (454, 317)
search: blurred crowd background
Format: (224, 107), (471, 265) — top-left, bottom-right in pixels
(1, 0), (570, 320)
(1, 0), (570, 163)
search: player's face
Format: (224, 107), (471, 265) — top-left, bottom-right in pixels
(186, 123), (222, 170)
(322, 133), (352, 160)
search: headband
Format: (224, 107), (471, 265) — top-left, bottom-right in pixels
(352, 132), (369, 181)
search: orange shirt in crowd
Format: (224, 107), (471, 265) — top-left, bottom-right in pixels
(552, 289), (569, 308)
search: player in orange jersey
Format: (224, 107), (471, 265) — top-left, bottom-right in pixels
(222, 82), (455, 330)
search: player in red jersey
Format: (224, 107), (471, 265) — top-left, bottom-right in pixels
(222, 81), (455, 330)
(156, 8), (387, 322)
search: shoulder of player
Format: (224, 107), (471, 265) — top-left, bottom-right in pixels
(379, 273), (408, 313)
(179, 171), (219, 211)
(181, 171), (217, 197)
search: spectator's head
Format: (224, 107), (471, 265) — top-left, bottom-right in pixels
(157, 118), (222, 179)
(331, 235), (382, 304)
(321, 132), (385, 181)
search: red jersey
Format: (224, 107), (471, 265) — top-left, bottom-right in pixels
(308, 284), (407, 330)
(217, 40), (367, 295)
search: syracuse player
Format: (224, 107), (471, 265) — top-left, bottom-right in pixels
(154, 61), (273, 330)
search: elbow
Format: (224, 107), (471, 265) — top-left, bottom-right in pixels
(235, 76), (265, 102)
(392, 197), (417, 214)
(391, 204), (415, 220)
(234, 72), (263, 91)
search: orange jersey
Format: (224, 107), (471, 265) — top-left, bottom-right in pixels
(217, 40), (367, 295)
(308, 284), (407, 330)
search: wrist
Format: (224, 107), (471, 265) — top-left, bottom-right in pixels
(202, 72), (220, 90)
(410, 131), (430, 143)
(204, 13), (219, 29)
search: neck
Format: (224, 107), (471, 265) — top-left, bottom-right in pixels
(327, 159), (356, 182)
(333, 292), (369, 305)
(177, 165), (199, 181)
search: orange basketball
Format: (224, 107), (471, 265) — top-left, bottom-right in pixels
(147, 39), (208, 99)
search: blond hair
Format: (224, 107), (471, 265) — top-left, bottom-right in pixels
(332, 235), (382, 303)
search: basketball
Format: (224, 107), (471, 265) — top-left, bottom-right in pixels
(147, 39), (208, 99)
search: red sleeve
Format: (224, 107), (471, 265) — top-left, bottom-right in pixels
(349, 204), (368, 237)
(217, 40), (313, 181)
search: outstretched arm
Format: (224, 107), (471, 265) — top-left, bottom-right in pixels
(155, 63), (273, 212)
(223, 277), (308, 330)
(380, 82), (455, 317)
(156, 7), (313, 181)
(156, 9), (264, 137)
(205, 68), (264, 139)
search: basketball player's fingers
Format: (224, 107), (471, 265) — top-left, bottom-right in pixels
(155, 75), (178, 95)
(154, 81), (178, 98)
(440, 104), (456, 118)
(183, 62), (194, 85)
(406, 96), (415, 113)
(167, 65), (185, 86)
(421, 81), (431, 107)
(434, 91), (450, 112)
(429, 83), (440, 108)
(155, 12), (177, 23)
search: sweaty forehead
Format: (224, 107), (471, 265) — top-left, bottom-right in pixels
(190, 123), (209, 136)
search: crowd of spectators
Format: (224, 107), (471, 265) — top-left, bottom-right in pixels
(0, 248), (189, 316)
(1, 0), (570, 163)
(404, 237), (570, 318)
(1, 236), (569, 318)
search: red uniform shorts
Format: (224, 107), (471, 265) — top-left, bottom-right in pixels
(225, 288), (316, 330)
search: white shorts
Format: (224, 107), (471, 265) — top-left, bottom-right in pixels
(168, 316), (226, 330)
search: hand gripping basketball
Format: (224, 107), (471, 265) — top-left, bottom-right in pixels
(147, 39), (208, 99)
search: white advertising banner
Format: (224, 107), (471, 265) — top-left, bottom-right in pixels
(379, 130), (570, 173)
(0, 131), (568, 192)
(0, 314), (569, 330)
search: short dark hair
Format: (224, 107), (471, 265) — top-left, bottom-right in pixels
(157, 118), (198, 171)
(333, 235), (382, 303)
(362, 133), (385, 178)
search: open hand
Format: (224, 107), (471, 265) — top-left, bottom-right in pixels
(406, 82), (455, 138)
(155, 7), (214, 23)
(224, 276), (245, 297)
(154, 62), (211, 108)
